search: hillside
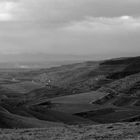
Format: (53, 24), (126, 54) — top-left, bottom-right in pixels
(0, 122), (140, 140)
(0, 107), (62, 129)
(0, 56), (140, 129)
(33, 56), (140, 95)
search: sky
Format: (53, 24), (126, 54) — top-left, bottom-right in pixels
(0, 0), (140, 60)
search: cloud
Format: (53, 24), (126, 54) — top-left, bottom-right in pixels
(1, 0), (140, 58)
(62, 16), (140, 33)
(2, 0), (140, 22)
(0, 0), (17, 21)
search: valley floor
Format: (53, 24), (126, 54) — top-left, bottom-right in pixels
(0, 122), (140, 140)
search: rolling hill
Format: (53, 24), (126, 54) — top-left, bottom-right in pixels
(0, 107), (62, 129)
(1, 56), (140, 129)
(33, 56), (140, 95)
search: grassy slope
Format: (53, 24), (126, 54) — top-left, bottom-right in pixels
(1, 56), (140, 129)
(1, 56), (140, 97)
(99, 72), (140, 94)
(2, 56), (140, 99)
(1, 81), (43, 94)
(30, 56), (140, 98)
(25, 107), (94, 125)
(50, 91), (108, 104)
(33, 62), (101, 93)
(0, 122), (140, 140)
(48, 103), (100, 114)
(0, 107), (62, 129)
(28, 91), (109, 115)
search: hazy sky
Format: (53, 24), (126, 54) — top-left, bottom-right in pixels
(0, 0), (140, 59)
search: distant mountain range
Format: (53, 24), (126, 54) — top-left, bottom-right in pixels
(0, 52), (139, 69)
(0, 53), (95, 62)
(0, 53), (95, 69)
(0, 61), (81, 69)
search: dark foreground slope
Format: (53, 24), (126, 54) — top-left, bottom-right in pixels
(0, 122), (140, 140)
(0, 107), (62, 129)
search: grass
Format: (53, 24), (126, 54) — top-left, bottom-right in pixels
(113, 96), (136, 106)
(1, 81), (43, 94)
(48, 103), (100, 114)
(25, 106), (93, 125)
(50, 91), (108, 104)
(0, 122), (140, 140)
(0, 109), (62, 129)
(89, 110), (140, 123)
(1, 56), (140, 131)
